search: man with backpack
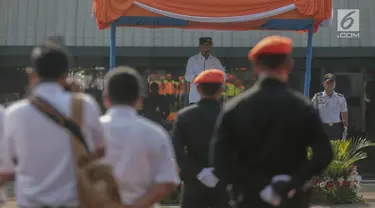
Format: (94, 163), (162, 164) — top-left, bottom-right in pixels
(0, 40), (106, 207)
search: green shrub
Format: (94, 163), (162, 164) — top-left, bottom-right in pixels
(309, 138), (374, 204)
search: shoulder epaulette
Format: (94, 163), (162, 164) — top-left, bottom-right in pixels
(314, 92), (323, 97)
(336, 93), (344, 97)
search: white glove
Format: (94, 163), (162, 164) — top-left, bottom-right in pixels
(197, 167), (219, 188)
(260, 175), (295, 207)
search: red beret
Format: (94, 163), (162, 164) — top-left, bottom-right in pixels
(193, 69), (224, 84)
(248, 35), (293, 61)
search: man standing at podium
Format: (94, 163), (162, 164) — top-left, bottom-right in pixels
(185, 37), (225, 104)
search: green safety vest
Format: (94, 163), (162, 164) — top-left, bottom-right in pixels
(227, 84), (235, 96)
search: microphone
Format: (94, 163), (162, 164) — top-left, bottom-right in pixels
(203, 51), (210, 60)
(203, 51), (210, 71)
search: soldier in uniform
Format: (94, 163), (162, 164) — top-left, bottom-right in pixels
(312, 73), (348, 139)
(209, 36), (332, 208)
(172, 69), (231, 208)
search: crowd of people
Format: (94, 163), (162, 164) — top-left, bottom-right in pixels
(140, 70), (247, 124)
(0, 34), (335, 208)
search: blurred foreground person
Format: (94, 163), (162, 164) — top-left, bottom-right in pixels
(0, 41), (105, 207)
(0, 105), (6, 205)
(172, 69), (230, 208)
(24, 67), (82, 97)
(210, 36), (333, 208)
(143, 82), (170, 125)
(102, 67), (180, 208)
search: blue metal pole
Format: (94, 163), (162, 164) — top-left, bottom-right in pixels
(303, 25), (314, 97)
(109, 23), (116, 70)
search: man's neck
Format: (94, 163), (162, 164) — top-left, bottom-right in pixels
(200, 96), (220, 101)
(258, 72), (288, 83)
(200, 52), (210, 59)
(110, 103), (136, 109)
(325, 90), (334, 96)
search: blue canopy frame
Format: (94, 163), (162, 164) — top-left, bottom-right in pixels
(109, 17), (314, 97)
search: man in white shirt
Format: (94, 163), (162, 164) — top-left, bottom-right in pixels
(311, 73), (348, 139)
(0, 41), (105, 207)
(101, 66), (180, 208)
(0, 105), (7, 205)
(185, 37), (225, 104)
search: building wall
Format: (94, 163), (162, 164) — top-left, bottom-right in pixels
(0, 0), (374, 47)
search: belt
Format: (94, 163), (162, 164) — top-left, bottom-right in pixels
(323, 122), (342, 127)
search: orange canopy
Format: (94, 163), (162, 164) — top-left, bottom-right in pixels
(93, 0), (332, 31)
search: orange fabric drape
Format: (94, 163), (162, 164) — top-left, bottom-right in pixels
(93, 0), (332, 30)
(293, 0), (332, 19)
(135, 0), (292, 17)
(293, 0), (332, 33)
(97, 6), (309, 30)
(94, 0), (293, 26)
(93, 0), (134, 24)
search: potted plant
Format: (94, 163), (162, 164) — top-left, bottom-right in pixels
(309, 138), (374, 204)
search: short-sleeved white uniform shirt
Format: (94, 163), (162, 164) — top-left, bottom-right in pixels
(311, 91), (347, 123)
(0, 83), (104, 207)
(101, 106), (180, 206)
(0, 105), (6, 204)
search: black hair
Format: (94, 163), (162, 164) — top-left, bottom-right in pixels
(255, 54), (292, 70)
(30, 42), (70, 80)
(150, 82), (159, 93)
(197, 83), (222, 96)
(104, 66), (144, 105)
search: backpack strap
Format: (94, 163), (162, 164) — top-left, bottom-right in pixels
(70, 93), (90, 168)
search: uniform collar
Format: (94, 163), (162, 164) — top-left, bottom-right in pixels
(258, 77), (286, 88)
(33, 82), (64, 95)
(106, 105), (138, 117)
(322, 91), (337, 97)
(198, 53), (212, 59)
(198, 98), (221, 106)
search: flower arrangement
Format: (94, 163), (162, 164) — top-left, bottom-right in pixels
(309, 138), (374, 205)
(311, 165), (362, 204)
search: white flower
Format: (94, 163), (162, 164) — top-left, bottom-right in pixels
(348, 175), (356, 181)
(319, 182), (326, 188)
(336, 181), (342, 187)
(338, 177), (344, 182)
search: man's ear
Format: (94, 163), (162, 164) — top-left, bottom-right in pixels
(251, 62), (262, 74)
(196, 84), (201, 93)
(135, 97), (143, 110)
(103, 93), (111, 109)
(288, 58), (294, 73)
(283, 57), (294, 73)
